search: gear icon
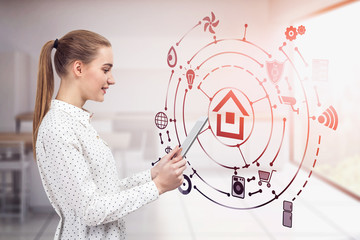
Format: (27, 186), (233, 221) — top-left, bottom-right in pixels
(297, 25), (306, 35)
(285, 26), (298, 41)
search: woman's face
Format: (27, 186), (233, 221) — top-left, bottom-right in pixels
(80, 46), (115, 102)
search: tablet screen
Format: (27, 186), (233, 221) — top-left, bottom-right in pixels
(181, 116), (208, 157)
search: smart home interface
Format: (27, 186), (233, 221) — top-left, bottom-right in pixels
(153, 12), (337, 228)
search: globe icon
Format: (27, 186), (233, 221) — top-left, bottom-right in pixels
(155, 112), (168, 129)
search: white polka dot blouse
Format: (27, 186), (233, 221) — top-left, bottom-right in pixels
(36, 99), (159, 240)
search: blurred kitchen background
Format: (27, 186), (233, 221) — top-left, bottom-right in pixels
(0, 0), (359, 239)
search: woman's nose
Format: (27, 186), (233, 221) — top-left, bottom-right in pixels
(108, 75), (115, 85)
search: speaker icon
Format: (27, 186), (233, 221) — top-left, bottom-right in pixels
(318, 105), (338, 130)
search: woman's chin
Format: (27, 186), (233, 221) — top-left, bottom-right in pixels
(92, 96), (105, 102)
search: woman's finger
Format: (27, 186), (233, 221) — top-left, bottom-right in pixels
(174, 160), (187, 171)
(171, 148), (183, 162)
(166, 145), (179, 160)
(177, 165), (187, 175)
(173, 159), (186, 169)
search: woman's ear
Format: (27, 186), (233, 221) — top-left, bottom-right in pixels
(72, 60), (83, 77)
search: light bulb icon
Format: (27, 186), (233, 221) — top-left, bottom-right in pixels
(186, 69), (195, 90)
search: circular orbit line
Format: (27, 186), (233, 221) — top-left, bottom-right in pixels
(172, 78), (182, 146)
(196, 138), (239, 170)
(188, 38), (272, 64)
(189, 49), (307, 207)
(273, 43), (310, 199)
(165, 21), (313, 209)
(165, 70), (174, 111)
(194, 185), (277, 210)
(193, 170), (230, 196)
(182, 89), (189, 137)
(292, 135), (321, 201)
(269, 118), (286, 167)
(197, 51), (264, 70)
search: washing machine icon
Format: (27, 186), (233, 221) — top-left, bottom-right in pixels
(232, 175), (245, 199)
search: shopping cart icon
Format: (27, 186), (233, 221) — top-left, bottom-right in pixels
(258, 170), (276, 188)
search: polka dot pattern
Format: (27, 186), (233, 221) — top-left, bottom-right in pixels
(36, 99), (159, 240)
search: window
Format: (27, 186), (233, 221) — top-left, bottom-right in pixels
(293, 1), (360, 199)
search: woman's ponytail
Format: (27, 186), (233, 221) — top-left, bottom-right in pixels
(32, 40), (55, 159)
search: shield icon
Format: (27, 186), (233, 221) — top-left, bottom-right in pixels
(266, 60), (285, 84)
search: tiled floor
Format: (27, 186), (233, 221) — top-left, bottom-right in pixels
(1, 156), (359, 240)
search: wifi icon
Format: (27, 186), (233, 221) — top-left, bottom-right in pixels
(318, 105), (338, 130)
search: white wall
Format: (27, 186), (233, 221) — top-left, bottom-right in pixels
(0, 0), (345, 115)
(0, 0), (275, 114)
(0, 51), (30, 131)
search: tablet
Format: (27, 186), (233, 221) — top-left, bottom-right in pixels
(180, 116), (208, 158)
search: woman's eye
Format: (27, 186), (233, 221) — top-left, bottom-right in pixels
(103, 69), (110, 73)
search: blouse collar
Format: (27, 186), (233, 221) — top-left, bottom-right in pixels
(50, 99), (93, 127)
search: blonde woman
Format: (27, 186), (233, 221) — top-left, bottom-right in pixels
(33, 30), (186, 239)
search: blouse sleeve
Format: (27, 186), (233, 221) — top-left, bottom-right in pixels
(36, 126), (159, 227)
(118, 169), (153, 190)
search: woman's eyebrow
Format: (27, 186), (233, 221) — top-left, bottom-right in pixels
(103, 63), (113, 67)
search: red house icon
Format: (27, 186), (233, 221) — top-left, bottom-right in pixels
(212, 90), (249, 140)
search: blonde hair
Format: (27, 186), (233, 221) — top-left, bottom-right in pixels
(33, 30), (111, 159)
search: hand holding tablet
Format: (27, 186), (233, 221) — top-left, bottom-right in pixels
(152, 116), (208, 194)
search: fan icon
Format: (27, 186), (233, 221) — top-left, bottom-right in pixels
(203, 12), (219, 34)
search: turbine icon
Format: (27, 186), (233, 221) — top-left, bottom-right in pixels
(203, 12), (219, 34)
(318, 105), (338, 131)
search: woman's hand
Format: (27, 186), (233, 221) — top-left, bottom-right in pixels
(152, 146), (187, 195)
(151, 145), (182, 179)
